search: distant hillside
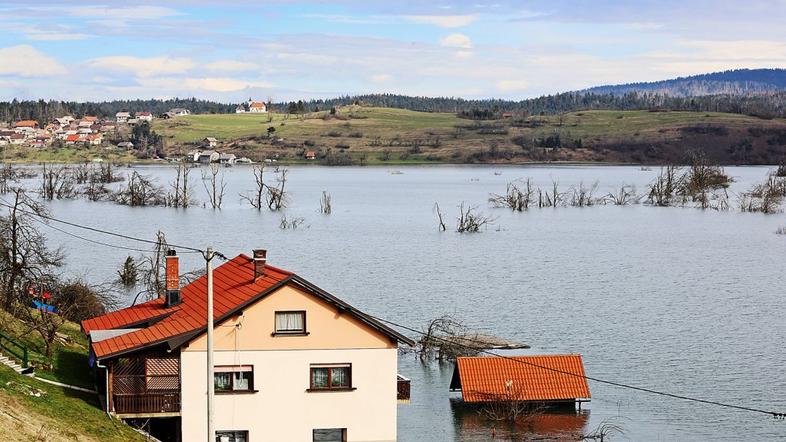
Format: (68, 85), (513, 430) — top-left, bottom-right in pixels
(583, 69), (786, 97)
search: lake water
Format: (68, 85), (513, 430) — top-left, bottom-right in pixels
(22, 164), (786, 441)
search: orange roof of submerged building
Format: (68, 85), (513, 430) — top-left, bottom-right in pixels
(450, 354), (590, 403)
(82, 253), (413, 360)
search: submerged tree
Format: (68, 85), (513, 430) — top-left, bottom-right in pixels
(117, 256), (138, 286)
(239, 164), (265, 210)
(489, 179), (534, 211)
(40, 164), (75, 200)
(319, 191), (332, 214)
(456, 202), (494, 233)
(266, 167), (289, 211)
(113, 171), (166, 206)
(168, 163), (194, 208)
(202, 164), (226, 209)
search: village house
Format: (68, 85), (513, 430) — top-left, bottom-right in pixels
(65, 134), (81, 145)
(219, 153), (236, 165)
(81, 250), (412, 442)
(116, 112), (131, 124)
(14, 120), (39, 131)
(305, 150), (317, 160)
(203, 137), (218, 148)
(117, 141), (134, 150)
(136, 111), (153, 122)
(55, 116), (74, 126)
(198, 150), (220, 163)
(236, 99), (267, 113)
(169, 108), (191, 117)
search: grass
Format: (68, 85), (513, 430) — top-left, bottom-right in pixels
(1, 146), (137, 164)
(0, 310), (93, 389)
(0, 365), (144, 441)
(0, 311), (144, 441)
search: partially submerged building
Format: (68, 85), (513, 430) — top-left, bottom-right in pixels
(450, 354), (590, 408)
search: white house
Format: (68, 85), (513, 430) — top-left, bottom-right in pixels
(81, 250), (412, 442)
(204, 137), (218, 148)
(116, 112), (131, 124)
(136, 111), (153, 122)
(169, 108), (191, 116)
(237, 99), (267, 113)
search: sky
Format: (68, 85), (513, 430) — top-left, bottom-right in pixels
(1, 0), (786, 102)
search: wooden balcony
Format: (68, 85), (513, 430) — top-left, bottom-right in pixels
(397, 375), (411, 403)
(110, 354), (181, 417)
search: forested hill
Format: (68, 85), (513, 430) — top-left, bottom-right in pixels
(583, 68), (786, 97)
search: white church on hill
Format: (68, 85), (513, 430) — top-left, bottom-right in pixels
(236, 98), (267, 113)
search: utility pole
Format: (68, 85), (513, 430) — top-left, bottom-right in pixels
(206, 247), (215, 442)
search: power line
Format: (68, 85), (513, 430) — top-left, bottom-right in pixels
(366, 314), (786, 419)
(0, 197), (204, 254)
(36, 220), (157, 253)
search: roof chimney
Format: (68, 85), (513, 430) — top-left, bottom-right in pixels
(165, 249), (181, 307)
(253, 249), (267, 279)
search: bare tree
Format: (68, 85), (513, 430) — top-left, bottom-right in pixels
(137, 231), (169, 300)
(0, 164), (20, 194)
(417, 315), (478, 361)
(113, 171), (166, 206)
(239, 164), (265, 210)
(168, 163), (194, 208)
(489, 179), (534, 211)
(319, 191), (332, 214)
(40, 164), (75, 200)
(647, 166), (682, 206)
(202, 164), (226, 209)
(582, 419), (626, 441)
(0, 188), (64, 309)
(117, 256), (138, 286)
(456, 202), (494, 233)
(434, 202), (447, 231)
(266, 167), (289, 211)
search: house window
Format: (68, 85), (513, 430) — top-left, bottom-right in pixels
(313, 428), (347, 442)
(309, 364), (352, 390)
(216, 431), (248, 442)
(215, 366), (254, 393)
(274, 311), (306, 334)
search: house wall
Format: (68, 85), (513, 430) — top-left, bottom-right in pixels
(181, 347), (397, 442)
(180, 284), (399, 441)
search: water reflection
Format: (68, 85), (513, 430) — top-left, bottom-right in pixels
(450, 400), (590, 441)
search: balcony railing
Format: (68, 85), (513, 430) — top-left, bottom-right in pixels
(114, 392), (180, 414)
(397, 375), (411, 402)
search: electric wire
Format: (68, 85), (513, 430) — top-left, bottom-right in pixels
(365, 314), (786, 419)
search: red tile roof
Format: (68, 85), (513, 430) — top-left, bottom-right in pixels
(82, 254), (413, 360)
(452, 355), (590, 403)
(250, 102), (266, 109)
(14, 120), (38, 128)
(65, 134), (80, 142)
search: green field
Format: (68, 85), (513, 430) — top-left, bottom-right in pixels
(151, 106), (786, 165)
(0, 311), (144, 441)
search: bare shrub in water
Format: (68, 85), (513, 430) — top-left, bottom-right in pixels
(267, 167), (289, 211)
(537, 180), (564, 208)
(40, 164), (76, 200)
(239, 164), (265, 210)
(113, 171), (165, 206)
(456, 202), (494, 232)
(568, 181), (599, 207)
(603, 184), (641, 206)
(489, 179), (535, 211)
(202, 164), (226, 209)
(738, 176), (786, 214)
(168, 163), (194, 208)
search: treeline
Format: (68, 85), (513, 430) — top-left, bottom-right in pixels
(5, 88), (786, 126)
(0, 98), (235, 124)
(290, 91), (786, 119)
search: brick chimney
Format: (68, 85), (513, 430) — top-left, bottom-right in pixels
(253, 249), (267, 279)
(165, 249), (181, 307)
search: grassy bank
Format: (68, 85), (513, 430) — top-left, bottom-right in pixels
(0, 312), (144, 441)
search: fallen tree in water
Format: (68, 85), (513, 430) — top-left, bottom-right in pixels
(415, 315), (528, 361)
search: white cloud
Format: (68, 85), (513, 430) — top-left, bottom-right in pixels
(26, 31), (91, 41)
(67, 6), (181, 20)
(204, 60), (260, 73)
(87, 56), (195, 77)
(404, 14), (477, 28)
(0, 45), (66, 77)
(496, 79), (529, 92)
(455, 50), (473, 59)
(440, 33), (473, 49)
(137, 77), (273, 93)
(371, 74), (393, 83)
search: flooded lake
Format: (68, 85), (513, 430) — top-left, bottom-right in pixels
(31, 164), (786, 441)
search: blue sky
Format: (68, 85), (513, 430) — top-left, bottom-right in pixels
(1, 0), (785, 102)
